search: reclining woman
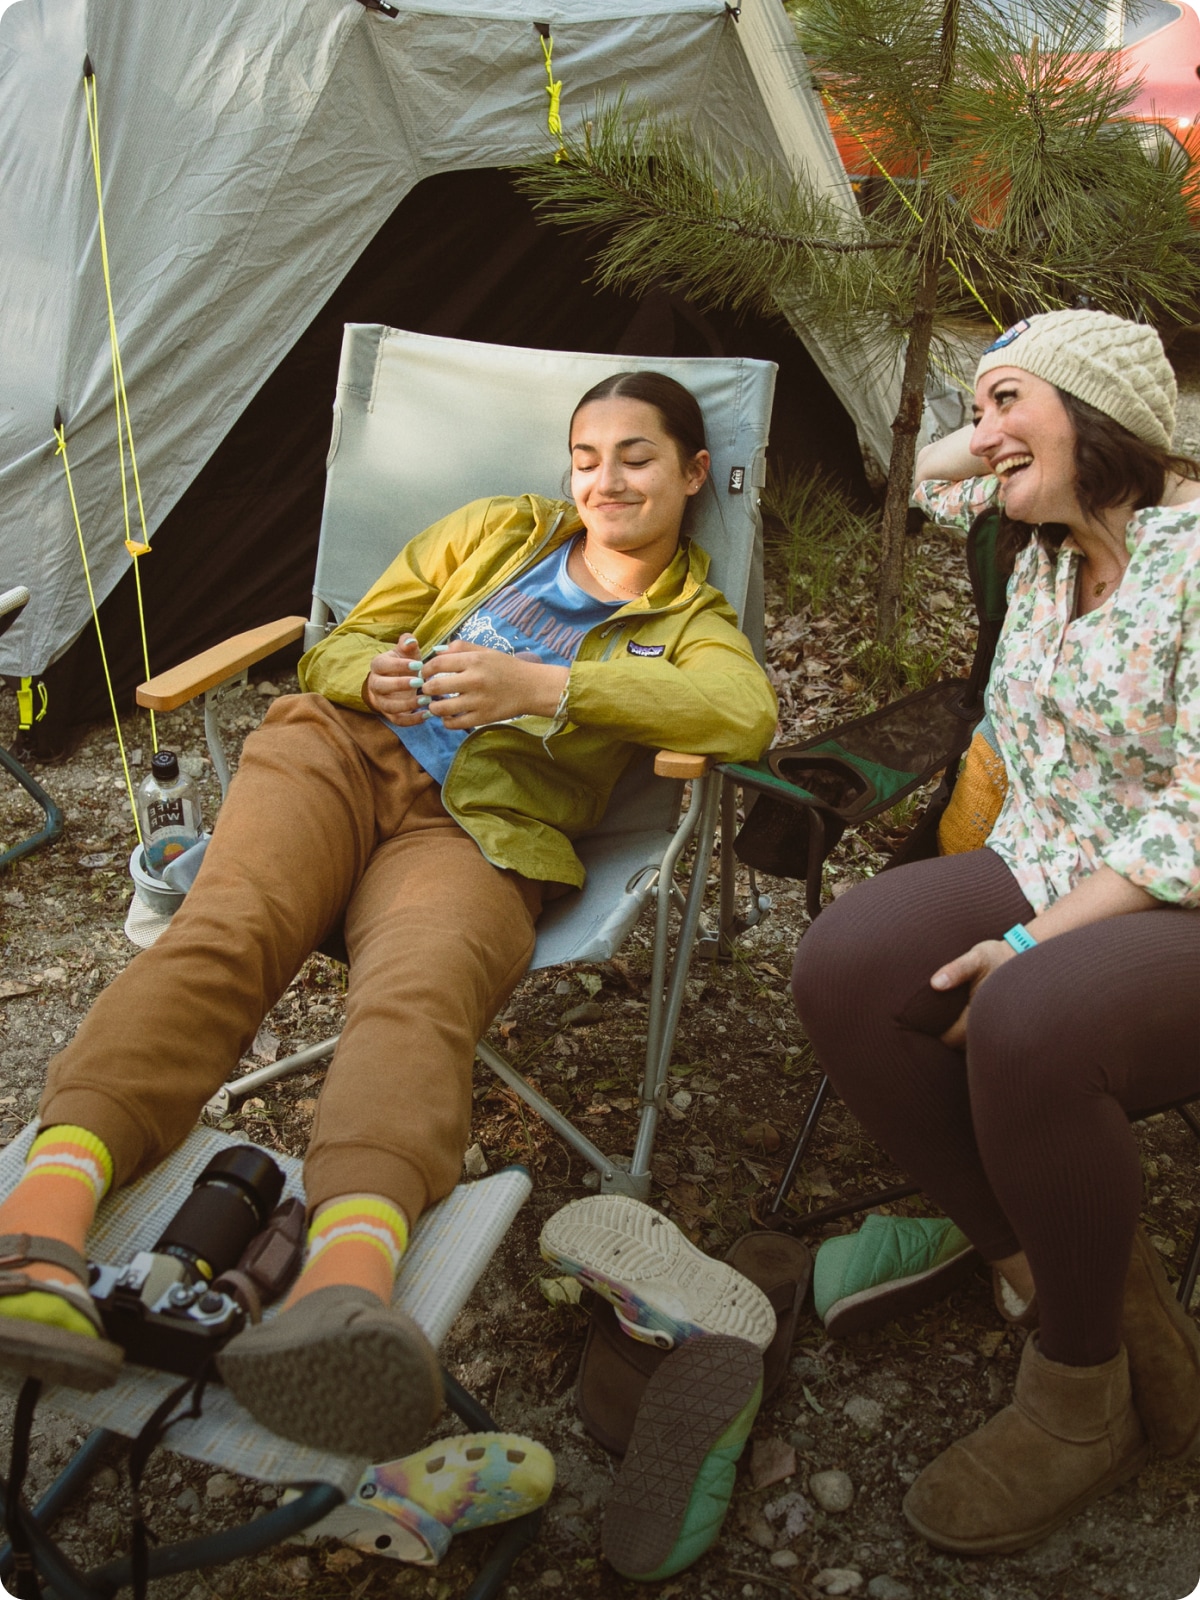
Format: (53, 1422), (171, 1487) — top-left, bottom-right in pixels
(0, 371), (777, 1461)
(792, 310), (1200, 1553)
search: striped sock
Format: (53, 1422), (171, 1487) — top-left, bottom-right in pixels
(285, 1195), (409, 1309)
(0, 1124), (113, 1339)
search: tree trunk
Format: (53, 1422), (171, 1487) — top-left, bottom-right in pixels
(875, 245), (941, 640)
(874, 0), (960, 642)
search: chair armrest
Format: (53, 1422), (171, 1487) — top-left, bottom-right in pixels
(136, 617), (307, 711)
(654, 751), (712, 780)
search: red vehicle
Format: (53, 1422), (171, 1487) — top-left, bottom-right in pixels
(827, 0), (1200, 215)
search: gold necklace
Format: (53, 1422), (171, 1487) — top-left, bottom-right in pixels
(580, 540), (646, 598)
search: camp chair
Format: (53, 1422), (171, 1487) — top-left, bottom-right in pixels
(132, 325), (777, 1203)
(0, 1123), (542, 1599)
(727, 510), (1007, 1228)
(0, 588), (63, 870)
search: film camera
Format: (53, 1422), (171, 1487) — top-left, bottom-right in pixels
(88, 1145), (293, 1376)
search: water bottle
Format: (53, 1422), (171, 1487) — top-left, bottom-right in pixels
(136, 750), (203, 877)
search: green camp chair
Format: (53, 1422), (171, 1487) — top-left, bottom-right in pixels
(725, 510), (1007, 923)
(0, 587), (63, 870)
(726, 510), (1009, 1227)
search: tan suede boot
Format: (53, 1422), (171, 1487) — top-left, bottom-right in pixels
(903, 1336), (1149, 1555)
(1122, 1225), (1200, 1460)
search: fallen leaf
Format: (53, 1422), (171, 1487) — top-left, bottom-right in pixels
(977, 1329), (1006, 1358)
(539, 1275), (583, 1307)
(750, 1435), (796, 1491)
(324, 1548), (363, 1572)
(742, 1121), (781, 1153)
(251, 1025), (279, 1063)
(802, 1383), (826, 1415)
(0, 983), (34, 1002)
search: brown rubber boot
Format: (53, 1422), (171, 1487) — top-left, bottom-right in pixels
(1122, 1225), (1200, 1460)
(903, 1336), (1149, 1555)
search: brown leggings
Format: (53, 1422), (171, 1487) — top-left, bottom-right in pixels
(791, 848), (1200, 1366)
(41, 695), (542, 1224)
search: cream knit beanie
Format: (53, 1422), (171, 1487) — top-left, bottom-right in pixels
(975, 309), (1176, 451)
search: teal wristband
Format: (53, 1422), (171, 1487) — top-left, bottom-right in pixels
(1002, 923), (1037, 954)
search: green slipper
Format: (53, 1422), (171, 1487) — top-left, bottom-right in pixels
(813, 1215), (978, 1337)
(602, 1335), (762, 1581)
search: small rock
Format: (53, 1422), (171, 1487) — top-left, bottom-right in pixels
(130, 747), (143, 766)
(178, 754), (207, 778)
(562, 1001), (605, 1026)
(462, 1142), (489, 1177)
(175, 1486), (201, 1514)
(735, 1500), (776, 1550)
(78, 852), (114, 869)
(742, 1120), (781, 1152)
(671, 1088), (693, 1111)
(867, 1578), (913, 1600)
(554, 979), (572, 994)
(813, 1570), (863, 1595)
(205, 1472), (239, 1501)
(281, 1556), (310, 1585)
(764, 1490), (811, 1540)
(257, 681), (281, 698)
(809, 1468), (854, 1512)
(581, 1170), (600, 1190)
(842, 1395), (884, 1432)
(770, 1550), (800, 1569)
(750, 1436), (796, 1490)
(540, 1571), (564, 1588)
(93, 1466), (120, 1492)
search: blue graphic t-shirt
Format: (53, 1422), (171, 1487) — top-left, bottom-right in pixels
(386, 536), (624, 784)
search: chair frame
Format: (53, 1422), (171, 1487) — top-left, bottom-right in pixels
(1, 588), (64, 870)
(0, 1369), (539, 1600)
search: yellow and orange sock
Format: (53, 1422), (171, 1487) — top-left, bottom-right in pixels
(285, 1195), (409, 1309)
(0, 1124), (112, 1339)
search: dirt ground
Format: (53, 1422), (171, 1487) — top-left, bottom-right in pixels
(2, 357), (1200, 1600)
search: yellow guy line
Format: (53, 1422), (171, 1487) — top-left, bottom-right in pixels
(823, 88), (1003, 391)
(54, 414), (144, 844)
(537, 27), (567, 161)
(83, 56), (157, 750)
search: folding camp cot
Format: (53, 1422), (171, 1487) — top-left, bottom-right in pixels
(133, 324), (778, 1204)
(0, 1124), (542, 1599)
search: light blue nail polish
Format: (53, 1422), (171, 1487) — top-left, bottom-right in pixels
(429, 643), (450, 654)
(417, 694), (431, 707)
(408, 675), (423, 689)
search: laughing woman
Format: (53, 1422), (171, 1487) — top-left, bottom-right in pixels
(791, 310), (1200, 1553)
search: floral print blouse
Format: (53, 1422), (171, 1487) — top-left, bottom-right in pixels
(913, 475), (1200, 913)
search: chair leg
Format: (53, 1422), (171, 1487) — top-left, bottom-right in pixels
(767, 1072), (919, 1233)
(0, 744), (63, 870)
(441, 1369), (543, 1600)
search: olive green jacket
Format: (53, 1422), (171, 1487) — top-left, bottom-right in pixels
(299, 494), (778, 887)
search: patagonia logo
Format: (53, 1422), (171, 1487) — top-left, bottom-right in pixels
(627, 641), (665, 657)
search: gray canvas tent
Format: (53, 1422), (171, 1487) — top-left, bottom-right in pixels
(0, 0), (898, 732)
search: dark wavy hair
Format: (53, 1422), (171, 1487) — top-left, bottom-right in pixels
(997, 388), (1200, 572)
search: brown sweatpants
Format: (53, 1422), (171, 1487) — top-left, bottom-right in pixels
(41, 695), (542, 1224)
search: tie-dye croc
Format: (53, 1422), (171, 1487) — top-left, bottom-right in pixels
(287, 1432), (555, 1565)
(539, 1195), (776, 1353)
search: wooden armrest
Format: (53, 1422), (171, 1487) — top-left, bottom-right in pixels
(654, 750), (712, 780)
(136, 617), (308, 711)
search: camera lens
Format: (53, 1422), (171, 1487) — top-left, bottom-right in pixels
(153, 1146), (285, 1284)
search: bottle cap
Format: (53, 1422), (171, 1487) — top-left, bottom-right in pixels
(151, 749), (180, 781)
